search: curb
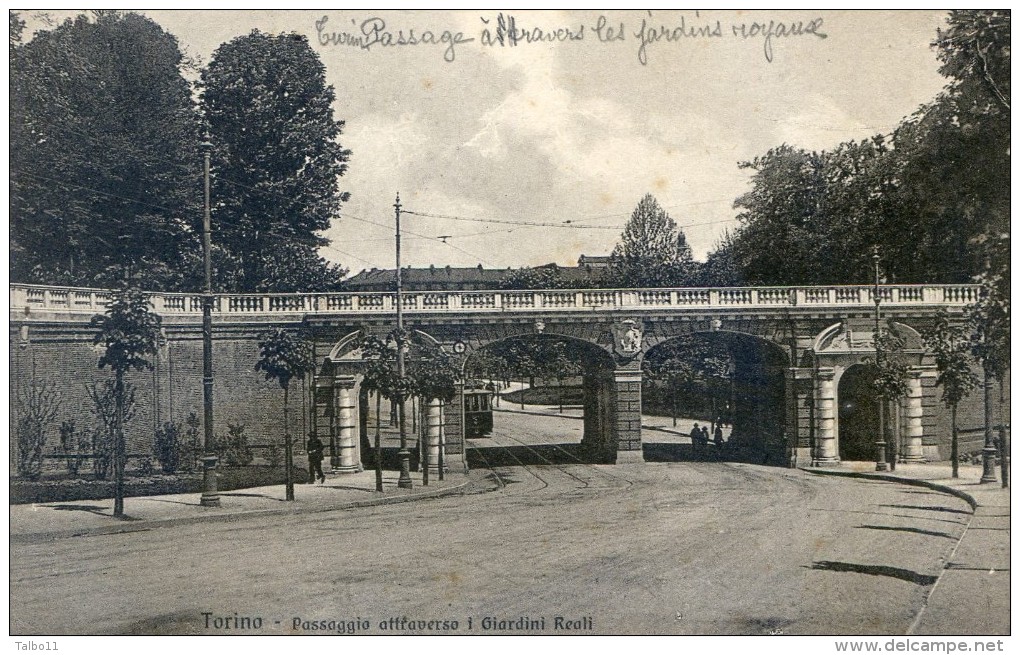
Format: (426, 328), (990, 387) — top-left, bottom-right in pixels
(11, 474), (490, 545)
(799, 467), (978, 510)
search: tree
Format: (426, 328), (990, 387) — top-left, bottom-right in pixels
(91, 286), (162, 517)
(730, 146), (827, 286)
(644, 335), (734, 428)
(935, 10), (1010, 113)
(535, 340), (582, 414)
(863, 323), (910, 470)
(406, 337), (459, 484)
(15, 378), (60, 481)
(610, 194), (696, 288)
(922, 311), (978, 477)
(255, 328), (316, 501)
(11, 11), (202, 289)
(696, 229), (744, 287)
(727, 12), (1009, 289)
(360, 333), (399, 492)
(500, 265), (570, 290)
(967, 231), (1010, 487)
(201, 30), (352, 292)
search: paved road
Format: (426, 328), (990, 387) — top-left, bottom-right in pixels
(11, 457), (971, 635)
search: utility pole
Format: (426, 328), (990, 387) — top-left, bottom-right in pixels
(395, 193), (413, 489)
(200, 137), (220, 507)
(872, 246), (888, 472)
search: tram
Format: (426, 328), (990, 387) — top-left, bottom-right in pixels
(464, 387), (494, 437)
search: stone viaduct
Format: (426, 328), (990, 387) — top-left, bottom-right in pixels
(9, 283), (983, 472)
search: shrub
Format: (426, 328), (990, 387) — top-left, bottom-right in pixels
(221, 423), (253, 467)
(265, 442), (283, 468)
(179, 412), (202, 473)
(153, 420), (183, 474)
(88, 380), (136, 480)
(136, 456), (154, 477)
(16, 379), (60, 481)
(59, 419), (89, 477)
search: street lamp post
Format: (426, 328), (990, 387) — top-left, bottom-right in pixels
(872, 246), (889, 472)
(200, 138), (220, 507)
(395, 193), (413, 489)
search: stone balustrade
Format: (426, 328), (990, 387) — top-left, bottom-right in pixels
(9, 283), (983, 318)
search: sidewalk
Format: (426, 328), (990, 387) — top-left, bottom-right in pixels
(10, 467), (487, 544)
(494, 404), (711, 441)
(801, 461), (1010, 635)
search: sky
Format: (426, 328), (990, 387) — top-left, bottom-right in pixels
(22, 9), (953, 274)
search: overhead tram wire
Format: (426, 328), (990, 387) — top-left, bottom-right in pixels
(17, 122), (740, 231)
(15, 123), (746, 255)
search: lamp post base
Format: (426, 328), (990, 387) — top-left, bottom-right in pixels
(980, 446), (999, 484)
(875, 440), (889, 472)
(397, 449), (413, 489)
(199, 455), (220, 507)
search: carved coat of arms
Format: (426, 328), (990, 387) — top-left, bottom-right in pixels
(612, 319), (643, 358)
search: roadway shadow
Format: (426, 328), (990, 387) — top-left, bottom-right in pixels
(808, 560), (938, 586)
(880, 503), (971, 515)
(466, 443), (586, 467)
(855, 524), (957, 539)
(50, 503), (110, 515)
(643, 442), (778, 465)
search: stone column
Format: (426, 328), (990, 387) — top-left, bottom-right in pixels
(613, 366), (644, 464)
(813, 367), (839, 466)
(425, 398), (446, 474)
(900, 368), (925, 462)
(333, 376), (361, 473)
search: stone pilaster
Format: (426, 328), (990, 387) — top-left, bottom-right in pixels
(333, 376), (361, 473)
(613, 366), (644, 463)
(813, 367), (839, 466)
(900, 368), (925, 462)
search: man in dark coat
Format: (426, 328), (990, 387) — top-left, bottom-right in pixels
(690, 423), (704, 456)
(307, 433), (326, 484)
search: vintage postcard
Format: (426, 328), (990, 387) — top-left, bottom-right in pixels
(8, 8), (1010, 649)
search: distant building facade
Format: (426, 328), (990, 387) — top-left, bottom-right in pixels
(345, 257), (613, 292)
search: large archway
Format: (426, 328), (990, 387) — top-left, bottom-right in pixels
(837, 364), (880, 461)
(642, 331), (789, 463)
(461, 333), (617, 466)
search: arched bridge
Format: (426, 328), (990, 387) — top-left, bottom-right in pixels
(10, 283), (980, 470)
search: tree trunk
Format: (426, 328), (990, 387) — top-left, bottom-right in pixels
(375, 391), (383, 492)
(950, 404), (959, 478)
(113, 371), (125, 518)
(438, 399), (445, 482)
(999, 380), (1008, 488)
(671, 383), (678, 428)
(520, 377), (525, 410)
(981, 364), (997, 483)
(284, 385), (294, 501)
(422, 396), (430, 487)
(888, 399), (897, 472)
(558, 377), (563, 414)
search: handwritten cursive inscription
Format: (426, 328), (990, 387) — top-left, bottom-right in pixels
(312, 12), (829, 65)
(315, 15), (474, 63)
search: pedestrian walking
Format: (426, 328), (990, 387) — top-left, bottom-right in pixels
(714, 424), (724, 448)
(307, 432), (326, 484)
(690, 422), (704, 457)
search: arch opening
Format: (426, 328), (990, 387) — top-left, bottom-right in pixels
(642, 331), (789, 464)
(837, 364), (880, 462)
(461, 333), (617, 466)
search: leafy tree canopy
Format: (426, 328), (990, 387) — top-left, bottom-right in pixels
(610, 194), (696, 288)
(201, 30), (352, 292)
(10, 11), (202, 289)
